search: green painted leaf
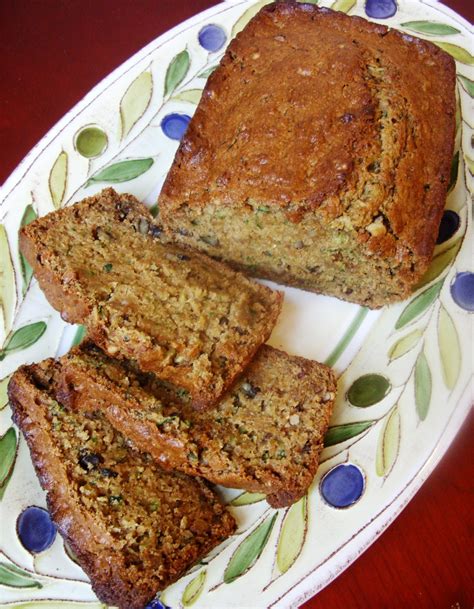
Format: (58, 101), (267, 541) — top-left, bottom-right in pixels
(414, 351), (431, 421)
(198, 66), (217, 79)
(224, 513), (277, 583)
(173, 88), (203, 104)
(400, 21), (460, 36)
(149, 204), (159, 218)
(324, 307), (368, 367)
(448, 151), (460, 192)
(19, 204), (37, 295)
(415, 240), (462, 289)
(0, 375), (11, 410)
(0, 562), (41, 588)
(232, 0), (271, 37)
(0, 224), (16, 334)
(276, 496), (307, 574)
(71, 324), (86, 347)
(438, 305), (461, 390)
(375, 406), (400, 477)
(324, 420), (376, 446)
(0, 427), (17, 499)
(331, 0), (356, 12)
(87, 158), (154, 185)
(347, 373), (391, 407)
(120, 71), (153, 139)
(75, 126), (108, 158)
(395, 280), (443, 329)
(434, 42), (474, 65)
(164, 50), (190, 97)
(0, 321), (47, 361)
(458, 74), (474, 97)
(388, 329), (423, 361)
(49, 150), (68, 209)
(182, 570), (206, 606)
(230, 491), (266, 506)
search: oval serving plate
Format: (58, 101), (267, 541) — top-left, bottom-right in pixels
(0, 1), (472, 608)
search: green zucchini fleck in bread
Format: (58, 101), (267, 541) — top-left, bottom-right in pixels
(157, 2), (456, 308)
(57, 342), (336, 508)
(8, 361), (236, 609)
(19, 187), (282, 409)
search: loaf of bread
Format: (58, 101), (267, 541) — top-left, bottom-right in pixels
(57, 341), (336, 508)
(20, 188), (282, 408)
(157, 2), (456, 308)
(8, 361), (236, 609)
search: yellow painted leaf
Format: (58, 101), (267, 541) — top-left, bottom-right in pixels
(49, 151), (68, 209)
(230, 491), (266, 506)
(466, 156), (474, 174)
(388, 329), (422, 361)
(0, 225), (16, 335)
(331, 0), (356, 12)
(414, 351), (432, 421)
(376, 406), (400, 477)
(415, 239), (462, 289)
(173, 88), (203, 104)
(276, 495), (307, 574)
(438, 305), (461, 390)
(232, 0), (271, 37)
(120, 70), (153, 139)
(0, 375), (11, 410)
(182, 570), (206, 606)
(434, 42), (474, 65)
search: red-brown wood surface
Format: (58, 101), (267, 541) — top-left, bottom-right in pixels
(1, 2), (472, 608)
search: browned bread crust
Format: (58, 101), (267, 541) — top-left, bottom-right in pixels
(57, 342), (336, 508)
(8, 362), (236, 609)
(157, 2), (456, 308)
(19, 188), (282, 408)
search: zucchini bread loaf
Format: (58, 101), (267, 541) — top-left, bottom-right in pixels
(57, 342), (336, 508)
(8, 361), (236, 609)
(20, 188), (282, 408)
(157, 2), (456, 308)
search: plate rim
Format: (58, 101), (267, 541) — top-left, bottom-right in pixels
(0, 1), (472, 607)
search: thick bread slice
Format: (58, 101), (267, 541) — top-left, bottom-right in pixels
(19, 188), (282, 409)
(157, 2), (456, 308)
(57, 342), (336, 508)
(8, 362), (236, 609)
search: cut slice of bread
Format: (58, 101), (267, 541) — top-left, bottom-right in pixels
(57, 342), (336, 508)
(8, 361), (236, 609)
(157, 2), (455, 308)
(19, 187), (282, 409)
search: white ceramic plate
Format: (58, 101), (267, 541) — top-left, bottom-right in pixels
(0, 1), (472, 608)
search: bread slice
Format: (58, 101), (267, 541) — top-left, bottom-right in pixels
(19, 188), (282, 408)
(56, 342), (336, 508)
(157, 2), (456, 308)
(8, 361), (236, 609)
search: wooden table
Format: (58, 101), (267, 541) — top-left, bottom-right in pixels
(1, 2), (472, 608)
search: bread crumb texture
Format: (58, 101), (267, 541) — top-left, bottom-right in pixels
(8, 362), (235, 609)
(19, 188), (282, 408)
(59, 342), (336, 507)
(158, 2), (456, 308)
